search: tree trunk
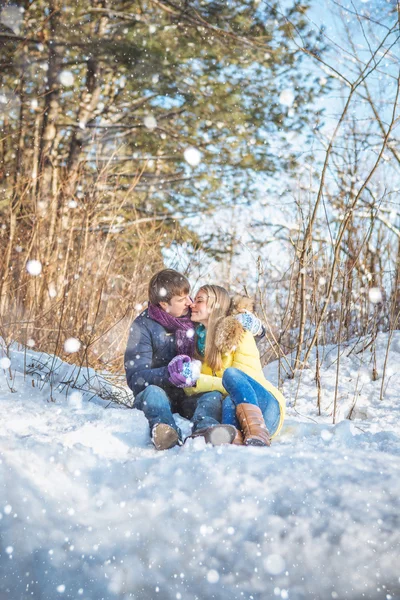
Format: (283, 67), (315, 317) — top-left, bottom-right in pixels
(0, 77), (26, 314)
(37, 0), (63, 207)
(64, 0), (108, 199)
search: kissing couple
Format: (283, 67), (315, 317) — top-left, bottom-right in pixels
(124, 269), (286, 450)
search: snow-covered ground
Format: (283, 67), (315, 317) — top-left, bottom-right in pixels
(1, 333), (400, 600)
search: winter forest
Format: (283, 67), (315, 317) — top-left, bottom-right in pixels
(1, 1), (400, 599)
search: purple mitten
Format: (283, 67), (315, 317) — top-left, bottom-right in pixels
(168, 354), (191, 376)
(169, 371), (189, 388)
(168, 355), (196, 388)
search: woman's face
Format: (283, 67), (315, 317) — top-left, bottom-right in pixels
(190, 289), (211, 325)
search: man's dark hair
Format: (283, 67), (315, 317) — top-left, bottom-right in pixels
(148, 269), (190, 305)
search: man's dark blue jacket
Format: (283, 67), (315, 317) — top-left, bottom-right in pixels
(124, 309), (186, 402)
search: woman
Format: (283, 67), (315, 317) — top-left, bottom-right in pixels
(183, 284), (286, 446)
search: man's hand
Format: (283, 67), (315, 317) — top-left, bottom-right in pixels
(168, 355), (198, 388)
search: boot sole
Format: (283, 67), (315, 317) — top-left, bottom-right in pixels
(152, 424), (180, 451)
(245, 437), (270, 447)
(191, 425), (236, 446)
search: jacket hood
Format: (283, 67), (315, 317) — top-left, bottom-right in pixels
(214, 316), (245, 354)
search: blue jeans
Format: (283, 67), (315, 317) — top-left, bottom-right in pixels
(134, 385), (223, 437)
(190, 390), (223, 433)
(221, 368), (281, 435)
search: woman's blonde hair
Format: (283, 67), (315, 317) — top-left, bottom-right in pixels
(195, 284), (231, 373)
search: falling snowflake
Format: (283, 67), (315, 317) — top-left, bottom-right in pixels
(144, 115), (157, 130)
(59, 71), (74, 87)
(279, 89), (295, 107)
(207, 570), (219, 583)
(184, 147), (201, 167)
(26, 260), (42, 276)
(0, 357), (11, 370)
(64, 338), (81, 353)
(369, 288), (382, 304)
(264, 554), (285, 575)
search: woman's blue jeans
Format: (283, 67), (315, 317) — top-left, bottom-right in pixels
(221, 368), (281, 435)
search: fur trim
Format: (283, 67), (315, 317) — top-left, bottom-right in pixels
(214, 316), (245, 354)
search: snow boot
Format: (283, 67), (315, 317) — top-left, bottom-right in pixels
(151, 423), (181, 451)
(188, 424), (236, 446)
(236, 404), (271, 447)
(232, 428), (245, 445)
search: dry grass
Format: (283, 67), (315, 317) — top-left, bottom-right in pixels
(0, 166), (169, 376)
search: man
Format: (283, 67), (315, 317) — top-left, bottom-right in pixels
(124, 269), (235, 450)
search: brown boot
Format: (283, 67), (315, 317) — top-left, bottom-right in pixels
(236, 404), (271, 447)
(232, 428), (245, 445)
(151, 424), (181, 450)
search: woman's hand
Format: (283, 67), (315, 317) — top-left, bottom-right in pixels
(234, 311), (264, 336)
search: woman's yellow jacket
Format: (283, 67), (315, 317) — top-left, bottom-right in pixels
(185, 322), (286, 437)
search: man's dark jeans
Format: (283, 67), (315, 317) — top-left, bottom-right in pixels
(134, 385), (223, 438)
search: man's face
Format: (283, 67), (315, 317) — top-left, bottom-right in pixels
(160, 293), (192, 317)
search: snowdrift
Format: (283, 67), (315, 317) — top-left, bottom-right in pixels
(1, 334), (400, 600)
